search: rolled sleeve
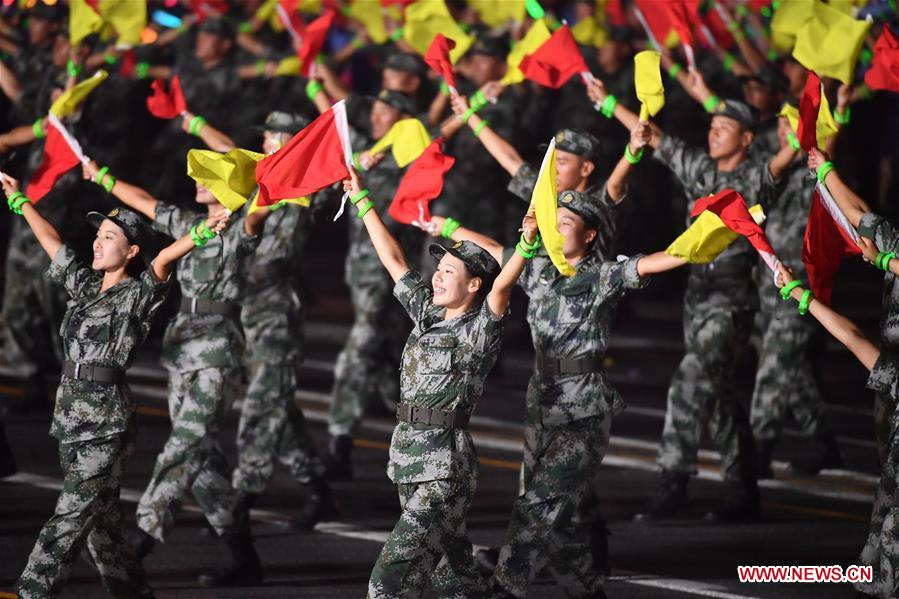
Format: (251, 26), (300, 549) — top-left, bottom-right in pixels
(45, 245), (97, 299)
(152, 202), (193, 239)
(859, 212), (899, 253)
(393, 270), (433, 326)
(508, 163), (538, 202)
(867, 352), (899, 400)
(597, 255), (648, 304)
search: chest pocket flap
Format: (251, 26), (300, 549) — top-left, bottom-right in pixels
(416, 333), (455, 374)
(75, 306), (116, 343)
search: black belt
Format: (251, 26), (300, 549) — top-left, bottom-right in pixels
(62, 361), (124, 384)
(179, 297), (238, 316)
(535, 354), (603, 377)
(249, 261), (290, 285)
(396, 404), (470, 429)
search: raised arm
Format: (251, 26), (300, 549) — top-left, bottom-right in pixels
(422, 215), (504, 264)
(83, 161), (158, 220)
(585, 78), (663, 149)
(450, 93), (524, 176)
(152, 210), (230, 281)
(0, 120), (43, 154)
(808, 148), (869, 228)
(181, 111), (237, 153)
(0, 59), (22, 102)
(767, 138), (799, 182)
(2, 175), (62, 258)
(346, 170), (409, 282)
(606, 122), (652, 204)
(486, 210), (537, 317)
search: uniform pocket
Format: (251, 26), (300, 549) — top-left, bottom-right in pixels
(78, 308), (115, 343)
(417, 335), (455, 373)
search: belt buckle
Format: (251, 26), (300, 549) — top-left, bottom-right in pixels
(73, 363), (82, 379)
(408, 405), (419, 424)
(190, 297), (199, 313)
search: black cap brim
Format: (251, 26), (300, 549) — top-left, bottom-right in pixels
(428, 242), (494, 283)
(86, 212), (142, 246)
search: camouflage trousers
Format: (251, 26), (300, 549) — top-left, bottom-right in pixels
(658, 308), (755, 482)
(137, 367), (244, 541)
(750, 313), (826, 442)
(368, 477), (485, 599)
(492, 414), (612, 598)
(17, 422), (154, 599)
(232, 362), (326, 494)
(855, 391), (899, 598)
(329, 278), (405, 438)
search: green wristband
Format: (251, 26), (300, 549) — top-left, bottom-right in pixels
(351, 188), (370, 204)
(519, 232), (542, 251)
(816, 161), (834, 183)
(600, 94), (617, 119)
(798, 289), (813, 315)
(66, 60), (82, 78)
(860, 47), (873, 66)
(306, 80), (323, 101)
(352, 151), (366, 172)
(32, 118), (45, 140)
(787, 131), (800, 150)
(877, 251), (896, 272)
(95, 166), (109, 185)
(703, 94), (721, 113)
(722, 53), (736, 72)
(9, 193), (31, 215)
(389, 27), (404, 42)
(473, 120), (489, 137)
(104, 53), (118, 65)
(196, 221), (216, 240)
(356, 200), (374, 218)
(190, 225), (209, 247)
(833, 108), (850, 125)
(102, 174), (116, 194)
(439, 80), (450, 94)
(238, 21), (252, 34)
(473, 90), (487, 107)
(442, 217), (461, 238)
(624, 143), (644, 165)
(736, 4), (749, 17)
(779, 279), (802, 300)
(255, 60), (266, 76)
(135, 61), (150, 80)
(461, 107), (477, 123)
(189, 115), (207, 136)
(726, 20), (741, 33)
(667, 63), (682, 79)
(515, 242), (536, 260)
(351, 37), (364, 50)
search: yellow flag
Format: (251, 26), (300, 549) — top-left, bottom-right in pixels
(501, 19), (552, 85)
(571, 16), (609, 48)
(403, 0), (474, 64)
(70, 0), (105, 47)
(468, 0), (526, 28)
(99, 0), (147, 47)
(770, 0), (816, 53)
(530, 139), (575, 277)
(254, 0), (278, 23)
(778, 98), (839, 150)
(792, 1), (871, 84)
(368, 118), (432, 167)
(634, 50), (664, 121)
(666, 205), (765, 263)
(247, 190), (311, 215)
(274, 56), (301, 77)
(300, 0), (322, 11)
(348, 0), (388, 44)
(50, 71), (109, 118)
(187, 148), (265, 212)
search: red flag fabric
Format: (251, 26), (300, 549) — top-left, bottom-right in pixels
(255, 102), (351, 206)
(691, 189), (777, 256)
(277, 0), (306, 44)
(633, 0), (674, 49)
(518, 25), (590, 89)
(190, 0), (229, 22)
(424, 34), (456, 90)
(119, 49), (136, 78)
(389, 138), (455, 225)
(865, 26), (899, 93)
(27, 120), (82, 202)
(146, 76), (187, 119)
(297, 10), (334, 76)
(666, 1), (695, 49)
(699, 2), (735, 50)
(605, 0), (626, 27)
(802, 190), (862, 305)
(797, 71), (822, 151)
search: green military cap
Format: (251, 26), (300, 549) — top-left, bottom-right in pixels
(198, 17), (236, 41)
(384, 52), (427, 78)
(253, 111), (310, 135)
(557, 190), (605, 230)
(712, 99), (757, 130)
(544, 129), (601, 161)
(374, 89), (416, 116)
(429, 240), (501, 286)
(86, 207), (152, 247)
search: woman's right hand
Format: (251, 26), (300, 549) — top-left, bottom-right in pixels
(343, 168), (364, 197)
(1, 172), (20, 197)
(585, 78), (607, 104)
(775, 263), (795, 288)
(451, 93), (470, 117)
(807, 147), (829, 172)
(204, 211), (230, 233)
(82, 160), (100, 181)
(420, 216), (444, 237)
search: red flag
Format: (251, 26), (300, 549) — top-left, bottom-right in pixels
(389, 138), (455, 225)
(297, 10), (334, 76)
(605, 0), (626, 27)
(797, 71), (822, 151)
(277, 0), (306, 45)
(146, 76), (187, 119)
(255, 101), (352, 206)
(27, 117), (83, 203)
(802, 189), (862, 305)
(119, 49), (136, 78)
(865, 26), (899, 93)
(518, 25), (590, 89)
(666, 1), (695, 48)
(691, 189), (777, 257)
(633, 0), (674, 50)
(190, 0), (229, 22)
(424, 34), (456, 90)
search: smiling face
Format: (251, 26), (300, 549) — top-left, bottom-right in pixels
(431, 253), (481, 308)
(371, 100), (403, 140)
(556, 206), (597, 259)
(708, 115), (753, 161)
(92, 220), (139, 271)
(555, 150), (594, 192)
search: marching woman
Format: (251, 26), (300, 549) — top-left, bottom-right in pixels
(342, 165), (533, 599)
(2, 174), (226, 599)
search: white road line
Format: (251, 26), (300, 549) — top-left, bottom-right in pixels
(609, 574), (764, 599)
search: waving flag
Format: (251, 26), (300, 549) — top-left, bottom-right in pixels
(27, 115), (87, 202)
(792, 0), (871, 84)
(666, 204), (766, 263)
(665, 0), (696, 69)
(634, 50), (664, 121)
(368, 118), (432, 167)
(691, 189), (779, 273)
(297, 10), (334, 76)
(49, 71), (109, 118)
(530, 138), (575, 277)
(403, 0), (473, 63)
(519, 25), (591, 89)
(188, 148), (264, 212)
(802, 187), (861, 305)
(389, 138), (455, 225)
(70, 0), (105, 46)
(146, 76), (187, 119)
(865, 26), (899, 93)
(501, 18), (552, 85)
(424, 34), (457, 92)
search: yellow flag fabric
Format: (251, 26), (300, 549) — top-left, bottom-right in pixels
(501, 18), (552, 85)
(99, 0), (147, 47)
(70, 0), (105, 47)
(247, 190), (311, 215)
(792, 1), (871, 84)
(187, 148), (265, 212)
(779, 97), (839, 149)
(254, 0), (278, 23)
(300, 0), (322, 11)
(571, 15), (609, 48)
(468, 0), (526, 28)
(368, 118), (432, 167)
(530, 139), (575, 277)
(403, 0), (474, 64)
(275, 56), (301, 76)
(49, 71), (109, 118)
(348, 0), (388, 44)
(666, 205), (766, 263)
(634, 50), (664, 120)
(770, 0), (816, 53)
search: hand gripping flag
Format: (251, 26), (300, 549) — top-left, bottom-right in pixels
(187, 148), (265, 212)
(501, 18), (552, 86)
(666, 204), (766, 264)
(518, 25), (592, 89)
(255, 100), (353, 215)
(146, 76), (187, 119)
(865, 26), (899, 93)
(50, 71), (108, 118)
(634, 50), (664, 121)
(368, 118), (432, 168)
(424, 35), (457, 93)
(27, 114), (89, 202)
(388, 138), (455, 226)
(802, 185), (861, 305)
(779, 86), (838, 152)
(530, 138), (575, 277)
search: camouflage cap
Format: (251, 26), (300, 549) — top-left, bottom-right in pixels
(467, 35), (510, 58)
(384, 52), (427, 77)
(557, 190), (604, 230)
(373, 89), (416, 116)
(86, 207), (151, 248)
(253, 111), (310, 135)
(542, 129), (601, 161)
(711, 98), (757, 131)
(429, 240), (501, 287)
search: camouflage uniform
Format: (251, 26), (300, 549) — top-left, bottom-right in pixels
(751, 163), (827, 444)
(653, 133), (778, 483)
(854, 213), (899, 598)
(368, 264), (506, 599)
(232, 202), (327, 493)
(17, 242), (168, 599)
(491, 204), (646, 596)
(136, 203), (259, 541)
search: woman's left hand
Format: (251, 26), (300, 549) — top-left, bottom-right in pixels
(521, 210), (538, 244)
(205, 211), (230, 233)
(1, 172), (20, 197)
(858, 236), (881, 265)
(775, 263), (795, 288)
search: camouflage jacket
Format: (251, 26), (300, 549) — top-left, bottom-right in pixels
(748, 116), (780, 163)
(387, 270), (506, 484)
(153, 202), (259, 371)
(655, 135), (780, 313)
(46, 245), (170, 443)
(516, 252), (647, 426)
(509, 167), (619, 262)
